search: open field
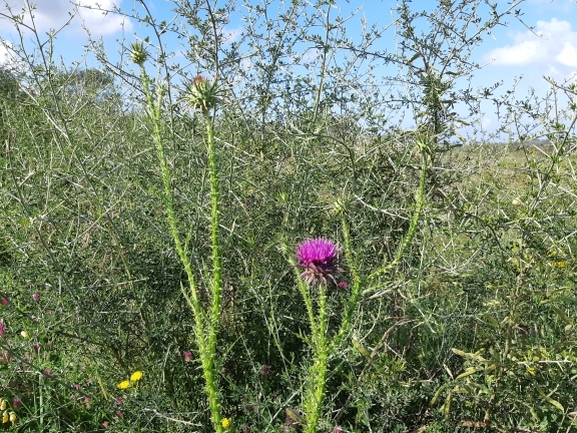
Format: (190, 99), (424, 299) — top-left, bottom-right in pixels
(1, 1), (577, 432)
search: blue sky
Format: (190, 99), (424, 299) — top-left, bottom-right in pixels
(1, 0), (576, 134)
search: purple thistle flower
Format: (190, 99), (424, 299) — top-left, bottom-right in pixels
(32, 293), (40, 301)
(183, 351), (193, 362)
(0, 321), (5, 337)
(296, 238), (342, 286)
(259, 364), (271, 375)
(1, 298), (9, 306)
(333, 427), (342, 433)
(12, 398), (20, 408)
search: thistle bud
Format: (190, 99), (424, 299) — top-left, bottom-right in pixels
(184, 75), (222, 112)
(130, 41), (148, 66)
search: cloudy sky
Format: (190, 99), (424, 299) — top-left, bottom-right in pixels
(0, 0), (575, 132)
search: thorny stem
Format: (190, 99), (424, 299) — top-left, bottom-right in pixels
(140, 67), (223, 433)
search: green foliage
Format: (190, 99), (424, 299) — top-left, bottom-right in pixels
(0, 0), (576, 432)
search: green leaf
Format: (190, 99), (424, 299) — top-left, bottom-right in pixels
(430, 383), (448, 406)
(455, 367), (477, 380)
(452, 348), (487, 362)
(536, 385), (564, 413)
(552, 306), (573, 325)
(352, 337), (371, 358)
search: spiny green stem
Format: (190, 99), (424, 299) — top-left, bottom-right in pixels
(140, 68), (223, 433)
(303, 283), (329, 433)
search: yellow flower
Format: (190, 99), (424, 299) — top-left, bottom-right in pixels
(8, 412), (16, 424)
(2, 411), (8, 424)
(221, 418), (231, 429)
(20, 331), (29, 339)
(554, 261), (567, 268)
(0, 399), (6, 411)
(130, 371), (143, 382)
(117, 380), (130, 390)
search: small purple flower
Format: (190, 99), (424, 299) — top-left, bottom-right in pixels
(259, 364), (271, 375)
(0, 321), (5, 337)
(1, 298), (9, 306)
(115, 397), (123, 405)
(32, 293), (40, 301)
(102, 421), (109, 429)
(333, 427), (342, 433)
(44, 368), (52, 376)
(296, 238), (342, 286)
(12, 398), (20, 408)
(183, 351), (193, 362)
(33, 343), (39, 354)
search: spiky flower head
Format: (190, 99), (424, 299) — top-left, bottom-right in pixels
(130, 41), (148, 65)
(296, 238), (342, 286)
(184, 75), (222, 113)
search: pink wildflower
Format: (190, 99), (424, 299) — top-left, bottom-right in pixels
(296, 238), (343, 286)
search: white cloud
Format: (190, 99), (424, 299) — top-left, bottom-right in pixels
(0, 41), (11, 65)
(486, 18), (577, 70)
(2, 0), (131, 37)
(76, 0), (133, 36)
(556, 42), (577, 68)
(0, 40), (19, 68)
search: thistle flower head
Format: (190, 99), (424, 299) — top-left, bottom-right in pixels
(183, 75), (222, 112)
(296, 238), (342, 286)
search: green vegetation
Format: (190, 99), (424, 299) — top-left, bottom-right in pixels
(1, 0), (577, 431)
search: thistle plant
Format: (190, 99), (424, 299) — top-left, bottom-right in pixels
(131, 42), (224, 432)
(293, 223), (362, 433)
